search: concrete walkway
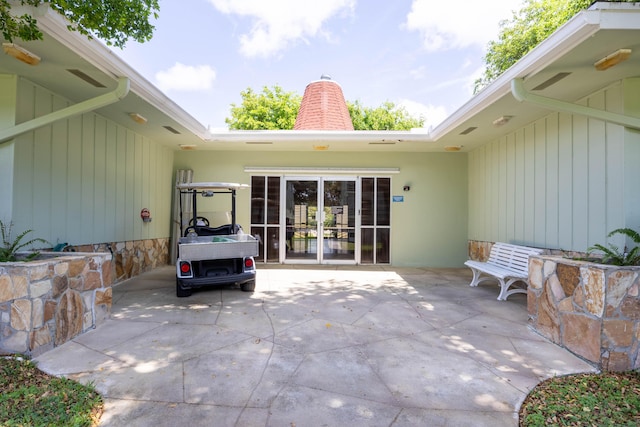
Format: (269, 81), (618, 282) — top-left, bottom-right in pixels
(35, 265), (595, 426)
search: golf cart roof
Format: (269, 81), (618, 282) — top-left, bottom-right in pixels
(176, 182), (250, 190)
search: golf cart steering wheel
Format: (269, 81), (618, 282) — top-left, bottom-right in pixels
(188, 216), (210, 227)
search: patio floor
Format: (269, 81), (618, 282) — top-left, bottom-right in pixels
(35, 265), (596, 426)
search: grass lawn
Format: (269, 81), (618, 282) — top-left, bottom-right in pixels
(0, 355), (103, 427)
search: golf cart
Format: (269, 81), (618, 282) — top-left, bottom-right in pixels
(175, 182), (258, 297)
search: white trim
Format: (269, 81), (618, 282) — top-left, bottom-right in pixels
(244, 166), (400, 174)
(209, 129), (432, 143)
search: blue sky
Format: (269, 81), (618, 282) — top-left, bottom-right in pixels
(113, 0), (524, 130)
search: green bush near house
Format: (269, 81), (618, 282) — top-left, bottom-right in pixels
(587, 228), (640, 266)
(0, 220), (49, 262)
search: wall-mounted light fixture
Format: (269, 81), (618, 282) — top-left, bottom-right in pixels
(594, 49), (632, 71)
(403, 185), (411, 192)
(129, 113), (147, 124)
(313, 145), (329, 151)
(2, 43), (41, 66)
(179, 144), (197, 150)
(492, 115), (513, 127)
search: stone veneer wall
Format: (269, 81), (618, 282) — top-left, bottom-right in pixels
(73, 238), (170, 283)
(468, 240), (493, 262)
(0, 238), (170, 357)
(528, 255), (640, 371)
(0, 253), (112, 357)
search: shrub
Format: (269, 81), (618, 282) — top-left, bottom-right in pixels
(587, 228), (640, 266)
(0, 220), (49, 262)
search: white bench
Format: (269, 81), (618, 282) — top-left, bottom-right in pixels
(464, 242), (544, 301)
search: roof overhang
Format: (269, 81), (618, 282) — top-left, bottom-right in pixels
(0, 3), (209, 148)
(428, 1), (640, 151)
(1, 2), (638, 153)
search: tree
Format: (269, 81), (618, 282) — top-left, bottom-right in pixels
(474, 0), (592, 93)
(347, 100), (424, 130)
(226, 85), (425, 130)
(1, 0), (159, 48)
(225, 85), (302, 130)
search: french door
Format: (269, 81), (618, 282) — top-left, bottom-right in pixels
(250, 175), (390, 265)
(284, 177), (356, 264)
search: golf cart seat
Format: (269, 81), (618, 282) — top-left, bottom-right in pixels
(184, 223), (242, 237)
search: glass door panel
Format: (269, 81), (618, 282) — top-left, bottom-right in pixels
(322, 180), (355, 262)
(285, 180), (319, 261)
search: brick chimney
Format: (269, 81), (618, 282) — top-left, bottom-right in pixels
(294, 75), (354, 130)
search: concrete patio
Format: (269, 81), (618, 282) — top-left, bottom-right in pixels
(35, 265), (596, 426)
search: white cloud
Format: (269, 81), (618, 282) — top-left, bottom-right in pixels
(397, 99), (448, 130)
(155, 63), (217, 92)
(405, 0), (523, 52)
(208, 0), (355, 58)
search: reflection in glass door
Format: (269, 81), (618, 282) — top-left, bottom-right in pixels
(322, 180), (355, 262)
(285, 180), (319, 261)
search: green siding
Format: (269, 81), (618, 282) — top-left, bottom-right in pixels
(468, 81), (635, 252)
(0, 75), (17, 220)
(10, 78), (175, 246)
(174, 150), (469, 267)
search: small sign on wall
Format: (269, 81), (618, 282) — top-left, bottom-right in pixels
(392, 196), (404, 203)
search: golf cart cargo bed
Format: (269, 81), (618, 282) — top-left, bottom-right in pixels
(178, 234), (258, 261)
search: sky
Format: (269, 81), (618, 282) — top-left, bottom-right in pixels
(112, 0), (525, 131)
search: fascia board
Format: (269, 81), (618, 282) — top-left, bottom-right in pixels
(206, 129), (433, 143)
(32, 5), (210, 140)
(428, 8), (602, 141)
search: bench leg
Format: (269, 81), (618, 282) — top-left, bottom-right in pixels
(468, 268), (497, 288)
(497, 278), (527, 301)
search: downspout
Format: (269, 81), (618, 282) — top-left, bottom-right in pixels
(511, 78), (640, 130)
(0, 77), (130, 144)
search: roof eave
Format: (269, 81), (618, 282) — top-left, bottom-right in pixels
(429, 8), (602, 142)
(33, 5), (210, 141)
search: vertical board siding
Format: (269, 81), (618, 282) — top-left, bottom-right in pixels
(12, 79), (174, 246)
(587, 92), (607, 246)
(545, 115), (559, 248)
(468, 83), (627, 252)
(533, 119), (547, 244)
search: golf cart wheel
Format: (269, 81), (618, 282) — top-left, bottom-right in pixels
(240, 280), (255, 292)
(176, 279), (192, 297)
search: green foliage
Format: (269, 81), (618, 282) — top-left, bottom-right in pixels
(347, 100), (424, 130)
(0, 220), (49, 262)
(474, 0), (592, 93)
(226, 86), (424, 130)
(0, 356), (103, 426)
(520, 371), (640, 426)
(587, 228), (640, 266)
(225, 85), (302, 130)
(1, 0), (160, 48)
